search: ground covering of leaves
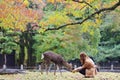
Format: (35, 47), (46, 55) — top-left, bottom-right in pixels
(0, 71), (120, 80)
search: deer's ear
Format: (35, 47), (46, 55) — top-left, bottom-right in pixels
(41, 54), (44, 59)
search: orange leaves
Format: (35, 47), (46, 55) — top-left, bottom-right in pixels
(0, 0), (42, 31)
(0, 3), (6, 9)
(22, 9), (34, 18)
(0, 5), (7, 18)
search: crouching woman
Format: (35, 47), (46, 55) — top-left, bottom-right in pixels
(72, 52), (98, 78)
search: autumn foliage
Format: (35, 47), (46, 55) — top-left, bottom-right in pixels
(0, 0), (44, 31)
(0, 0), (120, 67)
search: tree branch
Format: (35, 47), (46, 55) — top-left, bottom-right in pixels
(45, 0), (120, 31)
(72, 0), (98, 11)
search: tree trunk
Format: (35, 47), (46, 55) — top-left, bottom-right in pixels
(19, 35), (25, 66)
(3, 54), (7, 70)
(25, 23), (36, 66)
(27, 46), (33, 66)
(24, 31), (34, 66)
(4, 54), (6, 65)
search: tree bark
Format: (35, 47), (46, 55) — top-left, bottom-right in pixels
(19, 34), (25, 66)
(25, 30), (35, 66)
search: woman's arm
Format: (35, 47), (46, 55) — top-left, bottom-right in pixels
(72, 66), (83, 73)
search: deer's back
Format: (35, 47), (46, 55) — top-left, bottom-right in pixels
(43, 51), (64, 64)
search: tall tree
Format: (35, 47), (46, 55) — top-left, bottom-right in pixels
(0, 0), (45, 66)
(1, 0), (120, 65)
(37, 0), (120, 59)
(0, 28), (19, 69)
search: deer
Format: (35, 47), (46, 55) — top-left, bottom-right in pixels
(40, 51), (73, 75)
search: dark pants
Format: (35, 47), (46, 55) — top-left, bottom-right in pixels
(79, 68), (86, 75)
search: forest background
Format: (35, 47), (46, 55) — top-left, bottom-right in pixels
(0, 0), (120, 66)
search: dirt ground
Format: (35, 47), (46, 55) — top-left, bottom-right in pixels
(0, 71), (120, 80)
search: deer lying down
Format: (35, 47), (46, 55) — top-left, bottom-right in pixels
(41, 51), (73, 75)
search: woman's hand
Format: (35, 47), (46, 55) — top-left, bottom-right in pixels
(72, 67), (82, 73)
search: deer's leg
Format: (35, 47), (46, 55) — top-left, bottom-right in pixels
(45, 61), (50, 75)
(58, 65), (62, 76)
(40, 62), (44, 74)
(54, 64), (57, 75)
(48, 63), (53, 72)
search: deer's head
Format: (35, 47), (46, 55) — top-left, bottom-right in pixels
(63, 61), (73, 71)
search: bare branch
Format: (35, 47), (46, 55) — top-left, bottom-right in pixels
(45, 1), (120, 31)
(72, 0), (98, 11)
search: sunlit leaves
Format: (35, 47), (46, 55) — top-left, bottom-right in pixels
(23, 0), (29, 7)
(0, 0), (119, 62)
(47, 0), (64, 3)
(37, 0), (107, 58)
(0, 0), (42, 31)
(65, 1), (86, 10)
(40, 11), (70, 29)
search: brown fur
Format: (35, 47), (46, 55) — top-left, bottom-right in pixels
(41, 51), (72, 75)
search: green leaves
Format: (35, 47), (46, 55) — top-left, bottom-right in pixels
(0, 29), (18, 54)
(0, 37), (7, 43)
(43, 3), (56, 11)
(40, 11), (70, 29)
(0, 41), (17, 54)
(97, 11), (120, 62)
